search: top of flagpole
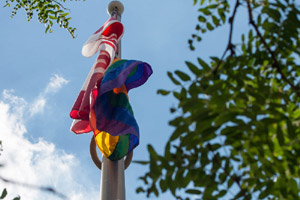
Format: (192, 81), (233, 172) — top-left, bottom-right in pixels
(107, 1), (124, 17)
(107, 1), (123, 58)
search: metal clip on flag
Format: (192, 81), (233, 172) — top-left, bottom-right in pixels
(69, 1), (152, 199)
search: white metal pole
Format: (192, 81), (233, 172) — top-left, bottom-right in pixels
(100, 1), (125, 200)
(100, 156), (125, 200)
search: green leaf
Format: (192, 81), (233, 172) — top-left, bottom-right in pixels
(136, 187), (145, 193)
(0, 188), (7, 199)
(197, 58), (210, 71)
(12, 197), (20, 200)
(159, 179), (168, 192)
(276, 125), (285, 146)
(241, 34), (245, 42)
(48, 15), (57, 20)
(286, 120), (296, 139)
(157, 89), (170, 96)
(60, 12), (69, 17)
(147, 144), (157, 157)
(186, 189), (202, 194)
(259, 184), (271, 199)
(173, 91), (181, 100)
(199, 8), (212, 15)
(133, 160), (150, 165)
(175, 70), (191, 81)
(206, 22), (214, 30)
(212, 15), (219, 26)
(167, 72), (181, 85)
(263, 7), (281, 22)
(170, 125), (187, 141)
(289, 178), (298, 196)
(45, 25), (50, 33)
(186, 61), (201, 76)
(215, 190), (226, 198)
(198, 15), (206, 22)
(218, 8), (226, 23)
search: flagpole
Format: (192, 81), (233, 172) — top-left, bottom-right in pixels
(99, 1), (125, 200)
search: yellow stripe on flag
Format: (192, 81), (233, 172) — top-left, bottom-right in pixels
(95, 131), (119, 157)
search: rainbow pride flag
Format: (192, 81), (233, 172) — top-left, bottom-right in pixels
(90, 59), (152, 160)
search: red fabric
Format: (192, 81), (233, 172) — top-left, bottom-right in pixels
(70, 16), (124, 134)
(70, 51), (110, 134)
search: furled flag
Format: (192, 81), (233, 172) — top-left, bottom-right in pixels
(70, 16), (153, 161)
(70, 16), (124, 133)
(90, 59), (152, 160)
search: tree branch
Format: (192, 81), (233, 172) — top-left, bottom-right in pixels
(212, 0), (240, 75)
(246, 0), (300, 96)
(52, 0), (70, 11)
(207, 144), (250, 200)
(0, 176), (67, 199)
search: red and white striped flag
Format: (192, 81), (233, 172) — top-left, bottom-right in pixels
(82, 16), (124, 59)
(70, 16), (124, 134)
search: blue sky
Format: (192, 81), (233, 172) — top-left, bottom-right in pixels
(0, 0), (230, 199)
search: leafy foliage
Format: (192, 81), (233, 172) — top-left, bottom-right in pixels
(0, 188), (7, 199)
(138, 0), (300, 199)
(0, 188), (20, 200)
(3, 0), (85, 38)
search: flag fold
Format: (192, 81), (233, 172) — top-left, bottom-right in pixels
(70, 16), (152, 161)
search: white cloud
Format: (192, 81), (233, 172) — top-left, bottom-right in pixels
(29, 96), (47, 116)
(0, 83), (98, 200)
(2, 89), (27, 117)
(29, 74), (68, 116)
(45, 74), (69, 94)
